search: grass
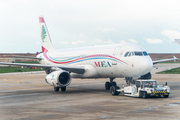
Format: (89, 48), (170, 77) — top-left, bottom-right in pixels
(157, 67), (180, 74)
(0, 66), (43, 73)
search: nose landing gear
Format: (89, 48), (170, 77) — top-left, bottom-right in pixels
(105, 78), (117, 90)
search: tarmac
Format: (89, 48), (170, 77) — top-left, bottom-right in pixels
(0, 63), (180, 120)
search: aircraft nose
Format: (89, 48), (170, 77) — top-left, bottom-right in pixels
(139, 57), (153, 75)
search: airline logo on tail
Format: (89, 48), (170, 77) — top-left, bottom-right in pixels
(39, 16), (55, 53)
(41, 25), (47, 42)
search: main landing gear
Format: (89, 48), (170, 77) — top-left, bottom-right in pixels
(54, 87), (66, 92)
(105, 78), (117, 90)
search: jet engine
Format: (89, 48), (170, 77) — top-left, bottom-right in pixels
(45, 70), (71, 87)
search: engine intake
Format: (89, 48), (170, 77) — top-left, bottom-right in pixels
(45, 70), (71, 87)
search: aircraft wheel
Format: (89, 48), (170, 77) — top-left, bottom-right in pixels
(111, 81), (117, 86)
(110, 86), (120, 96)
(164, 95), (169, 98)
(142, 92), (147, 99)
(105, 82), (110, 90)
(54, 87), (59, 92)
(61, 87), (66, 92)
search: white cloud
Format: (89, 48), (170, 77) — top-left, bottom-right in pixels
(119, 40), (127, 43)
(93, 38), (114, 44)
(144, 38), (163, 44)
(95, 27), (115, 32)
(104, 39), (114, 44)
(128, 39), (138, 43)
(60, 41), (69, 44)
(71, 40), (86, 44)
(93, 38), (103, 43)
(79, 34), (87, 38)
(119, 39), (138, 44)
(161, 29), (180, 43)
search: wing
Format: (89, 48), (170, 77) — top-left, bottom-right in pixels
(153, 56), (177, 64)
(0, 62), (85, 74)
(4, 55), (42, 60)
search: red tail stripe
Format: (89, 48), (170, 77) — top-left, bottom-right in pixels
(39, 17), (45, 23)
(42, 46), (48, 53)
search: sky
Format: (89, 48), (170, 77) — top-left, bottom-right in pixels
(1, 0), (180, 53)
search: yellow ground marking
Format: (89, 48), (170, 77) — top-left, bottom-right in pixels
(3, 78), (52, 87)
(16, 80), (20, 83)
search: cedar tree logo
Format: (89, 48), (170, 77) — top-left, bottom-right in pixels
(41, 25), (47, 42)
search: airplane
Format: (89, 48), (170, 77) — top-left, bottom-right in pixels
(0, 16), (177, 92)
(175, 39), (180, 45)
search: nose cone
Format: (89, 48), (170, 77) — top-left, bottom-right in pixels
(139, 57), (153, 75)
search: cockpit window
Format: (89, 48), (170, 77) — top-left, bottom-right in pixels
(134, 52), (143, 56)
(143, 51), (148, 56)
(124, 51), (147, 57)
(128, 52), (132, 57)
(124, 52), (129, 57)
(131, 52), (135, 56)
(128, 52), (135, 57)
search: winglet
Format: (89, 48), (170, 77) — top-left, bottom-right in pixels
(173, 56), (177, 62)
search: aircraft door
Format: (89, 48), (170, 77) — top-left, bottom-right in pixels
(107, 47), (122, 77)
(113, 47), (121, 56)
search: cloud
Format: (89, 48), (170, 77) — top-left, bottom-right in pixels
(119, 39), (138, 44)
(60, 41), (69, 44)
(93, 38), (103, 43)
(71, 40), (86, 44)
(144, 38), (163, 44)
(119, 40), (127, 43)
(95, 27), (116, 32)
(104, 39), (114, 44)
(128, 39), (138, 43)
(79, 34), (87, 38)
(93, 38), (114, 44)
(161, 29), (180, 43)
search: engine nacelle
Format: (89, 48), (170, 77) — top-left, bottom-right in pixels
(45, 70), (71, 87)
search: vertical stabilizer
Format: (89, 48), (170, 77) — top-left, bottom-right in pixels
(39, 16), (54, 52)
(175, 39), (180, 45)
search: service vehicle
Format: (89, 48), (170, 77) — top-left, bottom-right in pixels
(110, 80), (170, 98)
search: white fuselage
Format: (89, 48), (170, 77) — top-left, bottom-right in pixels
(37, 44), (153, 78)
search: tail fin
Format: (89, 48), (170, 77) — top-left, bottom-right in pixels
(175, 39), (180, 45)
(39, 16), (54, 52)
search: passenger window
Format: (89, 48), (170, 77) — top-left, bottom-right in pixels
(134, 52), (143, 56)
(143, 51), (148, 56)
(124, 52), (129, 57)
